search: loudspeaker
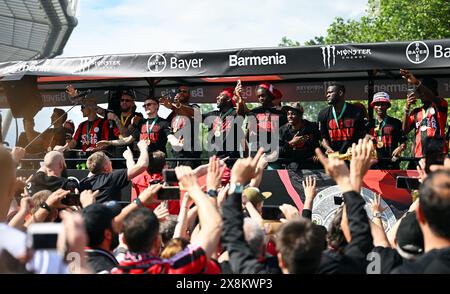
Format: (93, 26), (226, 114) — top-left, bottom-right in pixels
(2, 75), (43, 118)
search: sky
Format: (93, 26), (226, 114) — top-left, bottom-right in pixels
(3, 0), (368, 146)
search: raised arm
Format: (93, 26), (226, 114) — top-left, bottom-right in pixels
(222, 148), (270, 274)
(126, 140), (149, 180)
(175, 166), (223, 258)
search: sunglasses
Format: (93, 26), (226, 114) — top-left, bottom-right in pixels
(81, 105), (86, 109)
(178, 89), (189, 93)
(121, 99), (133, 103)
(143, 102), (158, 108)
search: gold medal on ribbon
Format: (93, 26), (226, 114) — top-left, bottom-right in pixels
(215, 129), (221, 137)
(377, 141), (384, 149)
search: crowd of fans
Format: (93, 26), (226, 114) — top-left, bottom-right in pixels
(1, 68), (450, 274)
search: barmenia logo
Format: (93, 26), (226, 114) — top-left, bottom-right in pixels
(229, 52), (287, 67)
(11, 61), (51, 73)
(321, 46), (372, 68)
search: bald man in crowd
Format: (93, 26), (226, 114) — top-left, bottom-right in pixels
(27, 151), (69, 196)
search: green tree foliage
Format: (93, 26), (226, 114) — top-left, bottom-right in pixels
(324, 0), (450, 44)
(278, 36), (300, 47)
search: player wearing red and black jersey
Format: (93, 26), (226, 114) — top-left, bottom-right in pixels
(247, 83), (287, 159)
(55, 97), (119, 152)
(318, 83), (367, 154)
(369, 92), (407, 169)
(401, 69), (448, 164)
(203, 88), (244, 163)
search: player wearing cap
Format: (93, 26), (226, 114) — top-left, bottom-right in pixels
(246, 83), (287, 161)
(279, 102), (320, 170)
(369, 92), (407, 169)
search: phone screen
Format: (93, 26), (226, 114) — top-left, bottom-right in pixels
(396, 176), (421, 190)
(27, 223), (62, 250)
(157, 187), (180, 200)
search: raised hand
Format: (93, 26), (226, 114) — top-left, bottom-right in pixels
(80, 190), (98, 208)
(302, 176), (317, 203)
(369, 193), (387, 215)
(279, 204), (300, 223)
(65, 84), (78, 97)
(159, 97), (172, 109)
(175, 166), (200, 192)
(139, 184), (162, 206)
(153, 202), (170, 222)
(230, 148), (265, 184)
(315, 148), (352, 192)
(206, 156), (224, 191)
(400, 69), (419, 86)
(122, 146), (134, 160)
(47, 189), (71, 209)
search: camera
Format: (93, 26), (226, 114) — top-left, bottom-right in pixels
(61, 177), (81, 206)
(27, 223), (63, 250)
(61, 177), (80, 192)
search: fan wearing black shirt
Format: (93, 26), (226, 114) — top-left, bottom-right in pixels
(391, 170), (450, 274)
(28, 151), (68, 196)
(202, 88), (243, 163)
(318, 83), (367, 154)
(279, 103), (320, 170)
(247, 83), (287, 160)
(79, 140), (149, 203)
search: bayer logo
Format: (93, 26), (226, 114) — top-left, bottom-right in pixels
(147, 53), (167, 73)
(406, 41), (429, 64)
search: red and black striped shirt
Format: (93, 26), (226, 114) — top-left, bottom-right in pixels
(73, 118), (119, 151)
(111, 244), (221, 274)
(407, 98), (448, 157)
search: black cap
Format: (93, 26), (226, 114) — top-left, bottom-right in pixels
(396, 212), (424, 255)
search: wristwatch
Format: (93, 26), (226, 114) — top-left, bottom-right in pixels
(373, 212), (383, 218)
(207, 189), (218, 197)
(40, 202), (52, 213)
(228, 182), (243, 195)
(134, 197), (144, 208)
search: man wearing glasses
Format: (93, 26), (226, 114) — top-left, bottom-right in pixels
(105, 90), (143, 137)
(97, 97), (177, 155)
(159, 85), (202, 168)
